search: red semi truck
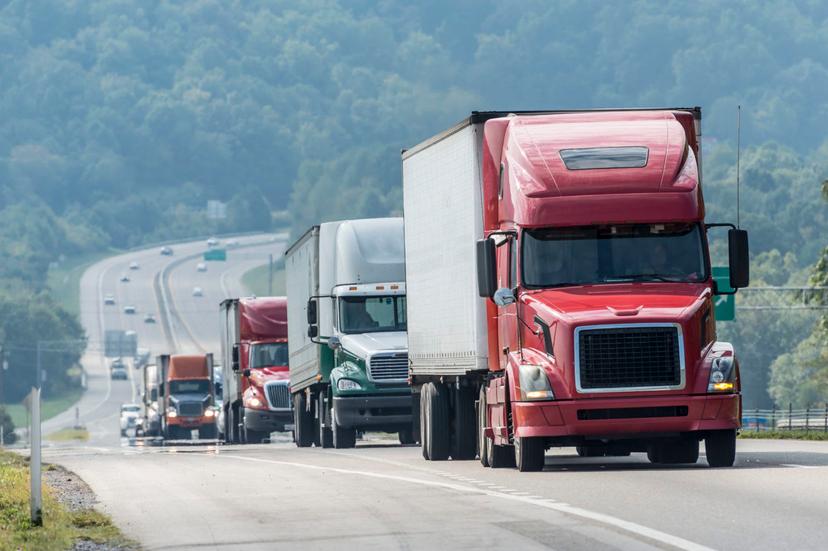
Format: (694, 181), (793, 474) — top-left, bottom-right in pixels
(220, 297), (292, 444)
(402, 108), (750, 471)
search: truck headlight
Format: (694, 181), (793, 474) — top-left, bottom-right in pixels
(166, 407), (178, 418)
(204, 408), (216, 417)
(518, 364), (554, 401)
(707, 356), (736, 393)
(337, 378), (362, 391)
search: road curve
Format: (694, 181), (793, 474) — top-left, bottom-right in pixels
(33, 236), (828, 551)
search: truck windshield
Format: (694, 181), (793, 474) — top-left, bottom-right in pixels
(339, 296), (407, 334)
(169, 380), (210, 394)
(250, 343), (289, 368)
(522, 223), (707, 288)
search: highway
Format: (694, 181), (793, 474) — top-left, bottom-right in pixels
(37, 238), (828, 551)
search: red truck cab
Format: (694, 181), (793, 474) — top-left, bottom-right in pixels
(403, 108), (749, 472)
(220, 297), (292, 444)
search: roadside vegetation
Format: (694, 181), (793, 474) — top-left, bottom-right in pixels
(46, 428), (90, 443)
(0, 451), (131, 551)
(0, 1), (827, 412)
(241, 262), (286, 297)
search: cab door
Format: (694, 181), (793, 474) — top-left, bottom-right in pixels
(496, 236), (519, 370)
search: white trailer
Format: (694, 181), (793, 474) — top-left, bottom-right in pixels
(285, 218), (414, 449)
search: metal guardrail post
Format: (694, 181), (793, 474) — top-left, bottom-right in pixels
(806, 406), (810, 431)
(824, 403), (827, 433)
(788, 403), (793, 431)
(771, 405), (776, 431)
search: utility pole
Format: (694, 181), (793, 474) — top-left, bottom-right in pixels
(268, 254), (273, 296)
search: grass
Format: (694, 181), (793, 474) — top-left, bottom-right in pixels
(739, 430), (828, 441)
(47, 250), (115, 317)
(3, 387), (84, 429)
(0, 451), (132, 551)
(46, 428), (90, 442)
(241, 263), (286, 296)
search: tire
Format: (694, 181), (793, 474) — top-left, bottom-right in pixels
(293, 393), (314, 448)
(648, 439), (699, 464)
(515, 436), (545, 472)
(317, 391), (333, 449)
(452, 385), (476, 460)
(398, 427), (416, 445)
(705, 429), (736, 467)
(420, 385), (430, 459)
(120, 429), (126, 437)
(478, 385), (490, 467)
(244, 427), (268, 444)
(424, 382), (450, 461)
(332, 409), (356, 449)
(199, 424), (218, 440)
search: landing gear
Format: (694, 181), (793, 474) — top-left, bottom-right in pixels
(452, 385), (476, 460)
(317, 391), (333, 449)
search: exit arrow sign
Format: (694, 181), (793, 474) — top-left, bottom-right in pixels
(712, 266), (735, 321)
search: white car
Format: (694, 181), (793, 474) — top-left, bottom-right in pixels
(207, 237), (219, 247)
(120, 404), (141, 436)
(120, 274), (130, 282)
(192, 287), (203, 297)
(123, 305), (136, 314)
(104, 294), (116, 305)
(129, 261), (139, 270)
(196, 262), (207, 272)
(160, 246), (173, 256)
(144, 313), (156, 324)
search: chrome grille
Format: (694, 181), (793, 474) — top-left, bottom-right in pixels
(265, 382), (291, 409)
(178, 402), (203, 416)
(369, 353), (408, 381)
(577, 325), (682, 391)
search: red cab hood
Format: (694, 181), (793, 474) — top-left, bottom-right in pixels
(524, 282), (710, 325)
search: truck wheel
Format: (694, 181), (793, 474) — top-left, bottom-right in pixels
(332, 410), (356, 448)
(478, 385), (490, 467)
(705, 430), (736, 467)
(244, 427), (268, 444)
(424, 382), (450, 460)
(398, 427), (416, 445)
(576, 445), (606, 457)
(120, 429), (126, 437)
(317, 391), (333, 448)
(515, 437), (545, 472)
(293, 393), (314, 447)
(452, 385), (476, 460)
(199, 425), (218, 440)
(420, 384), (430, 459)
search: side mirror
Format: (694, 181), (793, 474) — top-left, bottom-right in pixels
(728, 229), (750, 288)
(242, 369), (251, 377)
(308, 325), (318, 339)
(150, 389), (157, 401)
(231, 344), (240, 372)
(493, 287), (516, 307)
(307, 299), (318, 325)
(476, 238), (497, 298)
(328, 336), (341, 350)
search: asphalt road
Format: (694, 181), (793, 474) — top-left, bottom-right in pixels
(32, 235), (828, 551)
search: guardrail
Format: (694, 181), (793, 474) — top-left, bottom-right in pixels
(742, 405), (828, 432)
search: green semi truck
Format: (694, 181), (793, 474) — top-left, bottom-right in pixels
(285, 218), (414, 449)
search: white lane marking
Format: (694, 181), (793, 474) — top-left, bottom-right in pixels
(219, 454), (715, 551)
(781, 464), (820, 469)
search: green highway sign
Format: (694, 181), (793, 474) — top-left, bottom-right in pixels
(204, 248), (227, 262)
(712, 266), (735, 321)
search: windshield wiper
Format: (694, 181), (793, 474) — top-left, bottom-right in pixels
(603, 273), (685, 283)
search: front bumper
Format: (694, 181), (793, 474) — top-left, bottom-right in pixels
(167, 415), (214, 428)
(244, 408), (294, 432)
(511, 394), (740, 439)
(333, 394), (412, 430)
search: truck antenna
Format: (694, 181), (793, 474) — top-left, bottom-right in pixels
(736, 105), (741, 229)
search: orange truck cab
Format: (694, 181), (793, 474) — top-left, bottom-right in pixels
(158, 354), (217, 440)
